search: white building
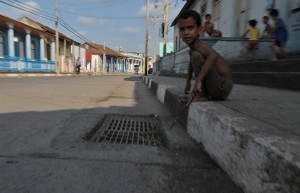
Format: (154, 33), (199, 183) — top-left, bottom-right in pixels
(172, 0), (300, 55)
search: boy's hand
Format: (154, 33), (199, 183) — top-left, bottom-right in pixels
(184, 82), (191, 94)
(192, 81), (203, 97)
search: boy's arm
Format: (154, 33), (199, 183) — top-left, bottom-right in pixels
(261, 27), (266, 38)
(186, 62), (193, 82)
(184, 61), (193, 94)
(193, 43), (218, 95)
(242, 29), (249, 37)
(273, 18), (280, 32)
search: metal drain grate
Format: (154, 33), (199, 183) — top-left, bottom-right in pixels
(87, 114), (164, 146)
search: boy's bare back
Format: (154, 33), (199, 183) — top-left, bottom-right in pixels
(192, 39), (232, 78)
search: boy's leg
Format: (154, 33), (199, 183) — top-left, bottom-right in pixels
(279, 41), (287, 59)
(253, 41), (259, 61)
(270, 40), (277, 61)
(245, 42), (251, 61)
(245, 49), (249, 61)
(280, 47), (287, 59)
(205, 67), (233, 100)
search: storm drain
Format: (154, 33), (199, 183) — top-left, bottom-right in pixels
(86, 114), (164, 146)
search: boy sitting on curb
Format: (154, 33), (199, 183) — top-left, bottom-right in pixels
(177, 10), (233, 102)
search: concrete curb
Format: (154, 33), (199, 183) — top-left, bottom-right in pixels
(142, 76), (300, 193)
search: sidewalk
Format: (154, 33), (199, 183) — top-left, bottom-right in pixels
(143, 75), (300, 193)
(0, 71), (137, 78)
(0, 72), (71, 77)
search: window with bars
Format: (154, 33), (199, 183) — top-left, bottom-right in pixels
(0, 31), (4, 57)
(201, 2), (207, 16)
(15, 36), (25, 59)
(31, 41), (35, 60)
(213, 0), (220, 5)
(213, 0), (221, 30)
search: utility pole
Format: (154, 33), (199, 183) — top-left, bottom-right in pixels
(163, 0), (169, 56)
(103, 41), (106, 72)
(153, 16), (157, 63)
(144, 0), (150, 76)
(55, 0), (60, 73)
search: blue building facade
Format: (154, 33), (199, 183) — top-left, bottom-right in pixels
(0, 14), (55, 72)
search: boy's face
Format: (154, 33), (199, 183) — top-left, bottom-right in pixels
(262, 18), (267, 24)
(178, 17), (201, 46)
(270, 15), (276, 20)
(205, 16), (211, 21)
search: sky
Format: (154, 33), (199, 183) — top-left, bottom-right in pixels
(0, 0), (186, 56)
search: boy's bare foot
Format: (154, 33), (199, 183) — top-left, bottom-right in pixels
(193, 96), (208, 102)
(182, 94), (190, 103)
(272, 57), (277, 61)
(183, 94), (208, 103)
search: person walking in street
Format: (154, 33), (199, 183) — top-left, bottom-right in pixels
(75, 57), (81, 74)
(178, 10), (233, 102)
(242, 19), (260, 61)
(269, 9), (288, 60)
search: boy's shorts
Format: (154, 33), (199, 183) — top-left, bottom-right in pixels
(204, 67), (233, 100)
(275, 40), (286, 48)
(249, 40), (259, 49)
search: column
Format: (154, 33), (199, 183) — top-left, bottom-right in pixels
(25, 30), (31, 60)
(51, 39), (55, 62)
(8, 24), (15, 58)
(40, 35), (45, 61)
(220, 0), (237, 37)
(207, 0), (213, 15)
(110, 57), (113, 72)
(103, 53), (106, 72)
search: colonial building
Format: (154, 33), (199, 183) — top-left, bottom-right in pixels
(19, 16), (82, 73)
(0, 13), (55, 72)
(83, 43), (127, 73)
(156, 0), (300, 74)
(119, 51), (145, 74)
(173, 0), (300, 55)
(0, 13), (84, 73)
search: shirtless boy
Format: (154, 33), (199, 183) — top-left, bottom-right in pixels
(178, 10), (233, 101)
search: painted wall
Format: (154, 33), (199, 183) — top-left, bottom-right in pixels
(172, 0), (300, 55)
(0, 27), (55, 72)
(159, 37), (273, 75)
(159, 42), (173, 57)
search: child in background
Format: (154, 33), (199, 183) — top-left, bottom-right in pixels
(242, 19), (260, 61)
(269, 9), (288, 60)
(202, 14), (214, 37)
(178, 10), (233, 101)
(261, 16), (273, 39)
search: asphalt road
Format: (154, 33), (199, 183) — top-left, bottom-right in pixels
(0, 75), (243, 193)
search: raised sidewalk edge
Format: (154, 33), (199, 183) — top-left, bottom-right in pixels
(142, 76), (300, 193)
